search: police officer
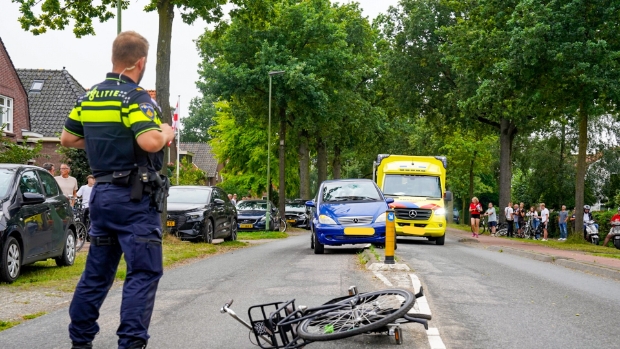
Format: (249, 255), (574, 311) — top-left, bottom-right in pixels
(60, 31), (175, 349)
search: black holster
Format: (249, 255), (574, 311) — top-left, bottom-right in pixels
(150, 174), (170, 213)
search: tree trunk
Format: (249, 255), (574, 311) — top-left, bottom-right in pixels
(332, 146), (341, 179)
(558, 121), (566, 206)
(156, 0), (174, 227)
(499, 118), (517, 221)
(278, 108), (286, 218)
(574, 105), (588, 237)
(317, 139), (328, 191)
(299, 130), (310, 199)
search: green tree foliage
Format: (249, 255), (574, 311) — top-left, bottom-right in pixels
(56, 145), (90, 185)
(198, 0), (378, 204)
(171, 157), (207, 186)
(0, 129), (42, 164)
(502, 0), (620, 232)
(179, 96), (216, 143)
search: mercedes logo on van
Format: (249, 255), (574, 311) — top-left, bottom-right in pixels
(408, 210), (418, 218)
(353, 218), (359, 223)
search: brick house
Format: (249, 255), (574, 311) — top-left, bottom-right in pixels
(16, 68), (86, 167)
(0, 37), (31, 142)
(179, 142), (223, 185)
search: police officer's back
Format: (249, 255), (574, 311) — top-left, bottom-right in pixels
(61, 31), (175, 349)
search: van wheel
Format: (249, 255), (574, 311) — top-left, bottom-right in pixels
(436, 234), (445, 246)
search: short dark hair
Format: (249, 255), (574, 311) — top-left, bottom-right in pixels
(112, 31), (149, 68)
(42, 163), (54, 171)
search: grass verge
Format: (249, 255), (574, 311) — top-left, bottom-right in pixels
(1, 234), (248, 291)
(0, 234), (248, 331)
(237, 231), (288, 240)
(449, 223), (620, 259)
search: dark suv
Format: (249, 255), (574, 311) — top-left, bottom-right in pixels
(166, 186), (238, 243)
(0, 164), (77, 283)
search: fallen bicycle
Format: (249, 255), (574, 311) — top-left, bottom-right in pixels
(221, 285), (429, 348)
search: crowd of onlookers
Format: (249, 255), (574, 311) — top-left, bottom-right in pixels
(467, 197), (620, 247)
(42, 163), (95, 223)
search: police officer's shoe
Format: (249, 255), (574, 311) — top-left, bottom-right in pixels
(126, 339), (147, 349)
(71, 342), (92, 349)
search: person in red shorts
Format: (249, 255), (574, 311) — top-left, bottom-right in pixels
(469, 197), (483, 238)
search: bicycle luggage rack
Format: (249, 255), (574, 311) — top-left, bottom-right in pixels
(221, 299), (310, 349)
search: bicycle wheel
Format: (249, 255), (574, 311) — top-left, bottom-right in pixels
(297, 289), (415, 341)
(480, 219), (488, 234)
(279, 219), (287, 233)
(496, 223), (508, 237)
(74, 222), (87, 252)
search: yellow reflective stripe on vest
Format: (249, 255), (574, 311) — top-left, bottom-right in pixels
(127, 103), (162, 126)
(68, 107), (81, 122)
(80, 110), (129, 126)
(81, 100), (122, 108)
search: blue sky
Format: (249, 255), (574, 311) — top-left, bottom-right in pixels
(0, 0), (399, 116)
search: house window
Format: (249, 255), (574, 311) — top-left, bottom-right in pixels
(30, 80), (44, 92)
(0, 95), (13, 133)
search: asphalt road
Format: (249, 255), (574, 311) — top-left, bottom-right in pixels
(0, 233), (430, 349)
(396, 234), (620, 349)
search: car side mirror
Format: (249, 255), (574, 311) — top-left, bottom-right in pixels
(214, 198), (225, 206)
(23, 192), (45, 205)
(305, 200), (315, 208)
(385, 198), (395, 204)
(444, 191), (453, 201)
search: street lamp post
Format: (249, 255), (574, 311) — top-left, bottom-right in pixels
(266, 70), (285, 231)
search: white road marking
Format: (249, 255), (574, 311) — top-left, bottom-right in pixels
(427, 327), (447, 349)
(409, 274), (432, 318)
(373, 271), (394, 286)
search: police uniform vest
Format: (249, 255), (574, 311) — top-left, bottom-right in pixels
(64, 73), (164, 179)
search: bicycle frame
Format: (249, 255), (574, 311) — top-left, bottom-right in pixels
(221, 286), (429, 348)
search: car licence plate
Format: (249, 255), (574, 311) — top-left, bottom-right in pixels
(287, 219), (296, 223)
(344, 227), (374, 236)
(166, 220), (175, 227)
(240, 224), (253, 229)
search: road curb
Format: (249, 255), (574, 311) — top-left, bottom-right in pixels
(485, 245), (620, 280)
(458, 237), (480, 243)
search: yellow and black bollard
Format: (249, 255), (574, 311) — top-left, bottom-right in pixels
(385, 209), (395, 264)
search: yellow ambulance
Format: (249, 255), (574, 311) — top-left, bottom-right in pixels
(373, 154), (451, 245)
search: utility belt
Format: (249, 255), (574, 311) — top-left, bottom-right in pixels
(96, 167), (170, 213)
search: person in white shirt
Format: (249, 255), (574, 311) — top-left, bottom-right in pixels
(76, 175), (95, 228)
(504, 201), (514, 237)
(77, 175), (95, 208)
(485, 202), (497, 236)
(540, 203), (550, 241)
(55, 163), (78, 206)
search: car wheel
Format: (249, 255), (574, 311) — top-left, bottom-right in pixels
(436, 234), (445, 246)
(1, 236), (21, 283)
(313, 231), (324, 254)
(55, 229), (76, 267)
(310, 228), (315, 249)
(202, 219), (214, 244)
(225, 219), (237, 242)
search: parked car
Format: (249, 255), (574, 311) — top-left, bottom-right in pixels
(166, 186), (237, 243)
(0, 164), (77, 283)
(236, 200), (283, 231)
(453, 208), (460, 224)
(306, 179), (394, 254)
(284, 201), (309, 228)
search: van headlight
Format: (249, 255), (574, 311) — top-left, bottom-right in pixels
(319, 215), (337, 225)
(375, 212), (387, 223)
(434, 208), (446, 216)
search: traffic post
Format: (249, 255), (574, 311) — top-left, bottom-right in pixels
(385, 209), (395, 264)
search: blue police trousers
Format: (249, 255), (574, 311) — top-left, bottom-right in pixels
(69, 183), (163, 349)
